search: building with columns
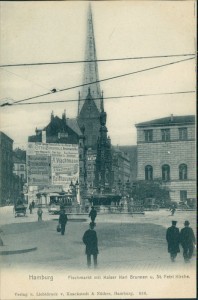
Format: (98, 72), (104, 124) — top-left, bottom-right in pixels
(135, 115), (196, 203)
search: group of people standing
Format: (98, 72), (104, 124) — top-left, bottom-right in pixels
(166, 220), (195, 263)
(58, 206), (195, 268)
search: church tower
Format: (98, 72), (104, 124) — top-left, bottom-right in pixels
(77, 4), (102, 150)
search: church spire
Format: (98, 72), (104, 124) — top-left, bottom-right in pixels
(78, 3), (102, 115)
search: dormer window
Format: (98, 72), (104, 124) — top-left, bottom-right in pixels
(58, 132), (68, 139)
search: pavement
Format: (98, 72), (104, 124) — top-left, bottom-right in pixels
(0, 206), (196, 272)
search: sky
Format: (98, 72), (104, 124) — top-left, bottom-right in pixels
(0, 1), (196, 149)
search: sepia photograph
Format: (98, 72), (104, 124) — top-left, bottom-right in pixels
(0, 1), (196, 299)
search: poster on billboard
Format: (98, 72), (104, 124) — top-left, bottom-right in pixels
(27, 142), (79, 191)
(27, 155), (51, 186)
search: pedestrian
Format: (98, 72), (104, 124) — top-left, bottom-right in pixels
(58, 210), (68, 235)
(89, 206), (97, 223)
(82, 222), (99, 268)
(171, 207), (176, 216)
(166, 220), (180, 262)
(29, 203), (33, 214)
(32, 200), (35, 209)
(180, 220), (195, 263)
(37, 206), (43, 221)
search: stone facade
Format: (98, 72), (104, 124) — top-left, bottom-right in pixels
(118, 145), (137, 181)
(0, 132), (13, 205)
(112, 147), (131, 194)
(136, 115), (196, 202)
(13, 149), (27, 183)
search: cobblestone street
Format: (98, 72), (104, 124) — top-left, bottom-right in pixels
(0, 206), (196, 272)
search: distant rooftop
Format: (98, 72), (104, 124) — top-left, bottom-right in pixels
(13, 155), (26, 164)
(0, 131), (13, 142)
(136, 115), (195, 128)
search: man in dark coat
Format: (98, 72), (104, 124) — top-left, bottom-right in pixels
(82, 222), (99, 268)
(89, 206), (97, 223)
(58, 210), (68, 235)
(29, 203), (33, 214)
(180, 220), (195, 262)
(166, 220), (180, 262)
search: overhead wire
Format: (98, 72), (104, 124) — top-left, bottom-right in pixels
(10, 90), (195, 106)
(6, 56), (194, 106)
(0, 53), (195, 68)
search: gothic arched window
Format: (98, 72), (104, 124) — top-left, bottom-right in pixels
(179, 164), (187, 180)
(145, 165), (153, 180)
(162, 164), (170, 181)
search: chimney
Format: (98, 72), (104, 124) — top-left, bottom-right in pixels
(51, 111), (54, 121)
(170, 114), (174, 122)
(62, 109), (66, 122)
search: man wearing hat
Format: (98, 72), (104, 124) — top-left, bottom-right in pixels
(180, 220), (195, 262)
(82, 222), (99, 268)
(89, 206), (97, 223)
(58, 209), (68, 235)
(166, 221), (180, 262)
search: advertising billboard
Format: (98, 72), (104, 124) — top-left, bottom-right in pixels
(27, 155), (51, 186)
(27, 143), (79, 190)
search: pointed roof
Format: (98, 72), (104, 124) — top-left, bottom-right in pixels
(79, 88), (100, 119)
(28, 113), (83, 143)
(78, 3), (102, 115)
